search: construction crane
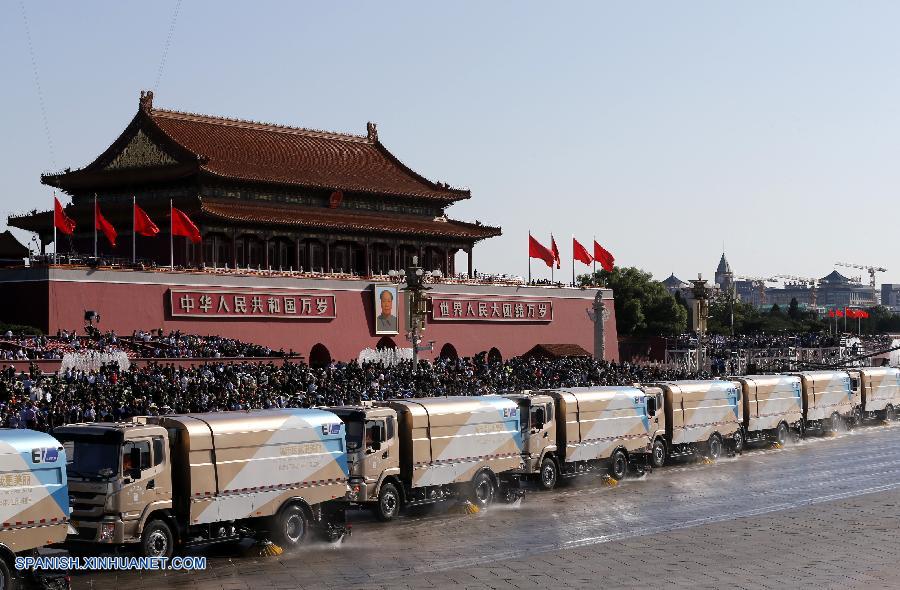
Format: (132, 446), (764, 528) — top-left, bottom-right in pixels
(835, 262), (886, 304)
(775, 274), (819, 308)
(733, 275), (778, 306)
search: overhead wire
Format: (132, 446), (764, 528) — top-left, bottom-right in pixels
(154, 0), (183, 92)
(18, 0), (55, 169)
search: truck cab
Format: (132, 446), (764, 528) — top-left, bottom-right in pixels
(503, 392), (557, 489)
(54, 421), (172, 547)
(330, 405), (401, 521)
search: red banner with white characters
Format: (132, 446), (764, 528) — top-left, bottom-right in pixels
(430, 297), (553, 322)
(169, 290), (336, 319)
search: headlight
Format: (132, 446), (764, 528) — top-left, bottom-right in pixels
(98, 522), (116, 542)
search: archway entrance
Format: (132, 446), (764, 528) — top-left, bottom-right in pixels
(439, 343), (458, 360)
(309, 343), (332, 368)
(376, 336), (396, 350)
(487, 347), (503, 365)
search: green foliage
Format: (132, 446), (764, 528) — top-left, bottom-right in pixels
(0, 323), (42, 336)
(579, 267), (687, 336)
(707, 296), (825, 335)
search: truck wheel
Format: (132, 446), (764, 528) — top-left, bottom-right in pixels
(141, 519), (174, 559)
(732, 428), (744, 454)
(609, 449), (628, 480)
(272, 505), (308, 549)
(776, 422), (789, 446)
(538, 457), (558, 491)
(470, 471), (495, 509)
(651, 439), (666, 469)
(374, 482), (401, 521)
(0, 557), (13, 590)
(706, 434), (723, 461)
(830, 412), (843, 433)
(886, 405), (896, 421)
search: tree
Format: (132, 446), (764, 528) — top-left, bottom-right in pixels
(788, 297), (801, 321)
(579, 267), (687, 336)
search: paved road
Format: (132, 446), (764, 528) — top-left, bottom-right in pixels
(71, 422), (900, 589)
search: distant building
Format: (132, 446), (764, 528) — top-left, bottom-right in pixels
(662, 273), (689, 295)
(766, 270), (876, 310)
(714, 253), (733, 294)
(882, 284), (900, 311)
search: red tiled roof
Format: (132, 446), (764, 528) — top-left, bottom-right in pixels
(198, 198), (500, 241)
(43, 92), (470, 202)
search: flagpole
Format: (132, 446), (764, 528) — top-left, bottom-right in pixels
(571, 235), (575, 287)
(527, 231), (532, 285)
(93, 193), (98, 258)
(132, 196), (136, 265)
(52, 194), (57, 266)
(170, 199), (174, 269)
(592, 235), (596, 276)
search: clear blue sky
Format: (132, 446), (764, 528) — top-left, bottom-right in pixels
(2, 1), (899, 285)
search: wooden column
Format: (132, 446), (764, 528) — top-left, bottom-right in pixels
(325, 240), (331, 273)
(230, 232), (236, 268)
(365, 241), (371, 276)
(295, 237), (301, 271)
(467, 247), (473, 278)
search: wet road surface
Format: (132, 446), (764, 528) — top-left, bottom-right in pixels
(70, 421), (900, 589)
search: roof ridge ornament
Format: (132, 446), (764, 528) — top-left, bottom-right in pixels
(367, 121), (378, 142)
(139, 90), (154, 113)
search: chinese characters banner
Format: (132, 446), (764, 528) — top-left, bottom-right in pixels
(169, 290), (336, 319)
(430, 297), (553, 322)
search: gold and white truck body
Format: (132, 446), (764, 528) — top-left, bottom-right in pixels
(734, 375), (804, 444)
(506, 387), (659, 489)
(642, 380), (742, 464)
(848, 367), (900, 421)
(790, 370), (859, 431)
(333, 396), (523, 521)
(0, 429), (70, 590)
(55, 408), (349, 557)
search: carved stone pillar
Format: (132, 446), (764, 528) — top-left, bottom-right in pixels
(593, 291), (610, 361)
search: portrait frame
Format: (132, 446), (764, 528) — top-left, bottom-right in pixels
(373, 284), (400, 335)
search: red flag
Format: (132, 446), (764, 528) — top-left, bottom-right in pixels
(573, 237), (593, 265)
(54, 197), (75, 235)
(171, 207), (201, 243)
(593, 240), (615, 272)
(528, 234), (555, 268)
(550, 235), (561, 269)
(134, 203), (160, 237)
(846, 308), (856, 319)
(836, 309), (844, 318)
(95, 202), (117, 247)
(828, 310), (835, 318)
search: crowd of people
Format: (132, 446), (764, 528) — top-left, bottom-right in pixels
(0, 329), (286, 361)
(669, 332), (896, 352)
(0, 353), (705, 433)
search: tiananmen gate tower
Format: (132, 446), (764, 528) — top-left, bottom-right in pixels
(4, 91), (617, 364)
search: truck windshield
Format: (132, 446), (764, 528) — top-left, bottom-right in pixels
(344, 420), (364, 451)
(59, 438), (120, 480)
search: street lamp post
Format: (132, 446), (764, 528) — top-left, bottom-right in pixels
(689, 275), (710, 374)
(389, 256), (438, 372)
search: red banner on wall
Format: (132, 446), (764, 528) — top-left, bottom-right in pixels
(170, 290), (336, 319)
(430, 297), (553, 322)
